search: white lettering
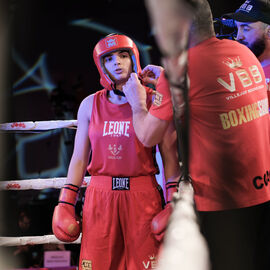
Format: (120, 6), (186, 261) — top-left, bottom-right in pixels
(113, 121), (119, 135)
(236, 69), (252, 87)
(217, 72), (236, 92)
(124, 121), (130, 137)
(119, 122), (124, 135)
(103, 121), (108, 136)
(218, 65), (264, 92)
(103, 121), (130, 137)
(249, 65), (262, 83)
(108, 121), (114, 135)
(257, 98), (269, 116)
(143, 261), (150, 269)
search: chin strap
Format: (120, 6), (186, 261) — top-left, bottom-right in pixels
(113, 89), (126, 97)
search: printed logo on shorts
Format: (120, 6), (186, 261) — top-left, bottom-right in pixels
(153, 92), (163, 107)
(142, 254), (157, 269)
(105, 37), (118, 48)
(82, 259), (92, 270)
(112, 177), (130, 190)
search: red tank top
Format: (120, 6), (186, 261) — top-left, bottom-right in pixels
(87, 89), (158, 177)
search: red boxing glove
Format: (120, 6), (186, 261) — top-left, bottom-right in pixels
(151, 181), (178, 241)
(52, 184), (80, 242)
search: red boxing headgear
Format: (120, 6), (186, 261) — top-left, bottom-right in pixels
(93, 33), (142, 90)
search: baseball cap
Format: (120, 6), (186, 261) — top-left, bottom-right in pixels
(227, 0), (270, 25)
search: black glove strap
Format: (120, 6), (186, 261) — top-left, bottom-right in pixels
(63, 183), (80, 193)
(58, 201), (75, 206)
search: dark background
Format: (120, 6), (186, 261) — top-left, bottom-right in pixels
(0, 0), (244, 268)
(8, 0), (243, 120)
(7, 0), (243, 122)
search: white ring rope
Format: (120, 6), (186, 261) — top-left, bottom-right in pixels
(0, 120), (83, 247)
(0, 176), (89, 246)
(0, 176), (91, 190)
(0, 234), (81, 246)
(156, 181), (210, 270)
(0, 120), (78, 132)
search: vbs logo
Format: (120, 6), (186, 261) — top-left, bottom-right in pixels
(142, 255), (157, 269)
(106, 37), (118, 48)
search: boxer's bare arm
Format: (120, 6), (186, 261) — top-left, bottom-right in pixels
(66, 95), (93, 186)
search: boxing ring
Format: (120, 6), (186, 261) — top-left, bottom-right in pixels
(0, 120), (210, 270)
(0, 120), (83, 248)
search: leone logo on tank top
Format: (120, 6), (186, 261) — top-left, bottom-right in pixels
(103, 121), (130, 137)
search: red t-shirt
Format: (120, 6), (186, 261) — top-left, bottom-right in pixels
(87, 89), (158, 177)
(150, 71), (173, 121)
(151, 37), (270, 211)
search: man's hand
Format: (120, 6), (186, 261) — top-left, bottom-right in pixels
(123, 73), (147, 113)
(140, 65), (164, 87)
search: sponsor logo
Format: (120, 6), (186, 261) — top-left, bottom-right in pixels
(217, 62), (263, 93)
(112, 177), (130, 190)
(6, 183), (21, 189)
(103, 121), (130, 137)
(219, 98), (268, 130)
(240, 1), (253, 13)
(142, 254), (157, 269)
(11, 122), (26, 128)
(105, 37), (118, 48)
(253, 170), (270, 190)
(153, 92), (163, 107)
(82, 259), (92, 270)
(223, 56), (242, 69)
(108, 144), (123, 159)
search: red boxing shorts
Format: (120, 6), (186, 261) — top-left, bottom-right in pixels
(79, 175), (163, 270)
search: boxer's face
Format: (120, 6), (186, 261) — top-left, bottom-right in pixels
(103, 50), (133, 86)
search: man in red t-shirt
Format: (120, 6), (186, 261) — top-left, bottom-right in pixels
(123, 0), (270, 269)
(230, 0), (270, 109)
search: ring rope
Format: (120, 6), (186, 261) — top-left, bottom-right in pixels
(0, 120), (83, 247)
(0, 120), (78, 132)
(0, 234), (81, 246)
(0, 176), (91, 190)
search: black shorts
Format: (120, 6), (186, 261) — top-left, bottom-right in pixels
(198, 201), (270, 270)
